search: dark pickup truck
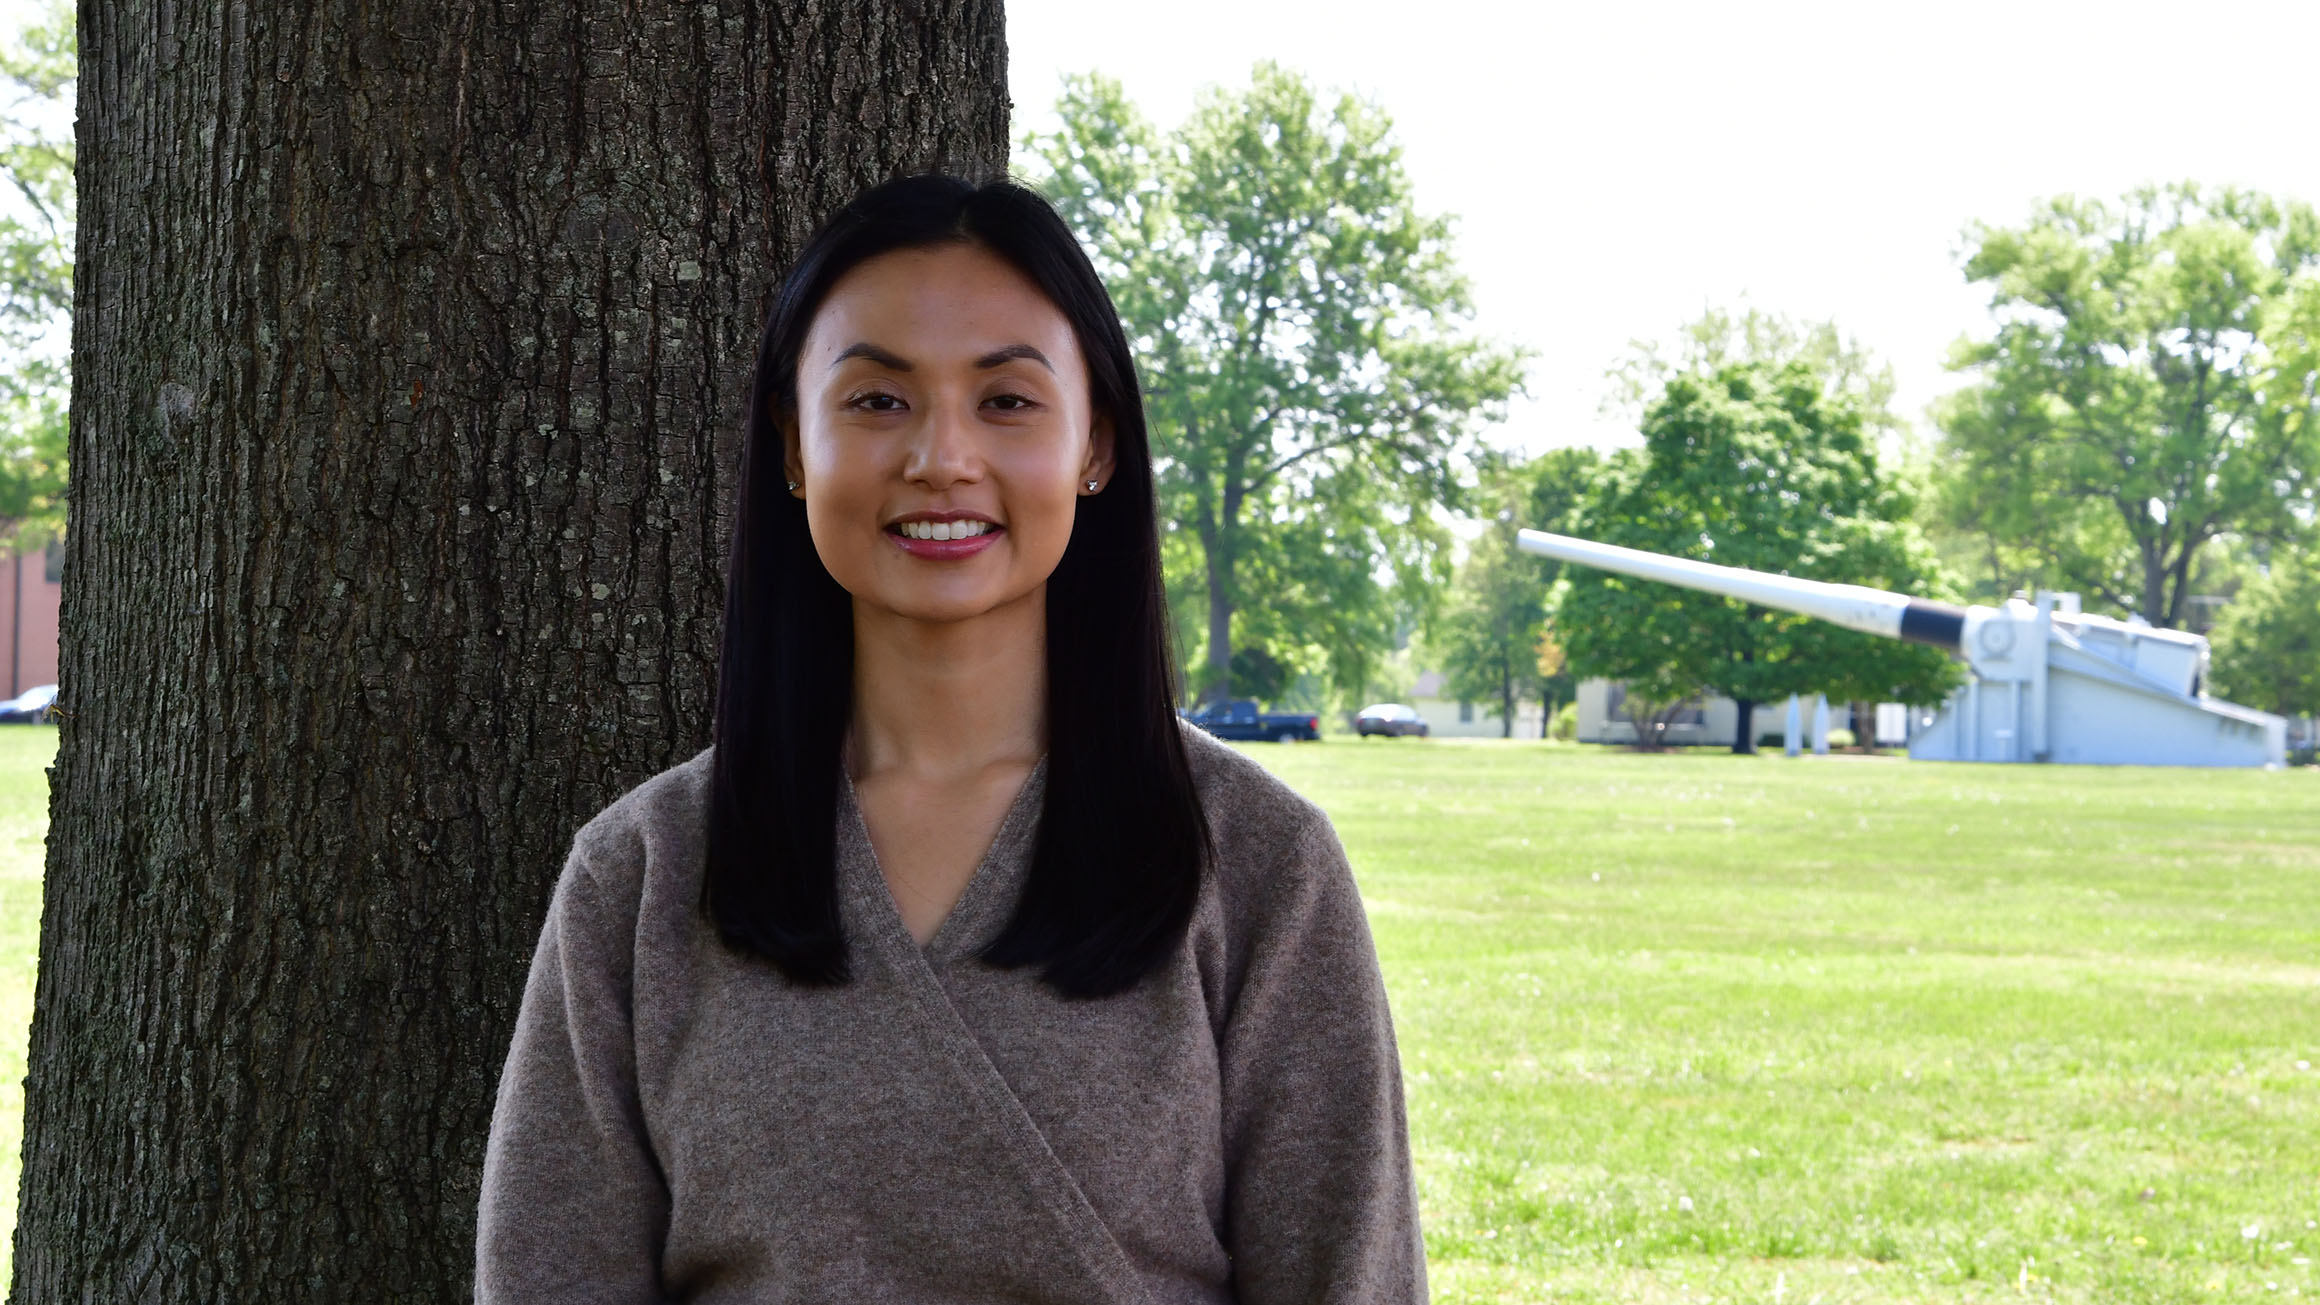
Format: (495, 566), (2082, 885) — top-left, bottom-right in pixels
(1182, 699), (1322, 743)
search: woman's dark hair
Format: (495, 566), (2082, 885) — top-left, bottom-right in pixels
(702, 174), (1213, 1000)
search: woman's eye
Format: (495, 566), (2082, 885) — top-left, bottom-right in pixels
(985, 393), (1037, 411)
(848, 392), (904, 412)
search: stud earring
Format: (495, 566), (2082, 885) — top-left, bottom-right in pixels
(786, 479), (799, 491)
(1085, 480), (1099, 492)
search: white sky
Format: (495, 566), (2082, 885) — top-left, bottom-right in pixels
(8, 1), (2318, 467)
(1006, 0), (2320, 459)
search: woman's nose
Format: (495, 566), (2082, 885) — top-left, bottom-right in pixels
(902, 398), (982, 487)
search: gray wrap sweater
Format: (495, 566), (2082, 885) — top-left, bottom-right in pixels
(475, 721), (1425, 1303)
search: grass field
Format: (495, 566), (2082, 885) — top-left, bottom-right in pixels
(0, 731), (2313, 1300)
(0, 727), (51, 1293)
(1243, 738), (2320, 1303)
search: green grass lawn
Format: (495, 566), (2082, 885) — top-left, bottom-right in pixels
(0, 726), (52, 1293)
(0, 732), (2313, 1301)
(1243, 738), (2320, 1303)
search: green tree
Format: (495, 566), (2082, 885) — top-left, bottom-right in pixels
(2207, 551), (2320, 718)
(0, 0), (72, 551)
(1022, 65), (1525, 707)
(1519, 447), (1599, 729)
(1532, 626), (1573, 739)
(1516, 446), (1605, 567)
(1606, 302), (1906, 448)
(1434, 509), (1540, 738)
(1933, 184), (2320, 627)
(1430, 447), (1599, 736)
(1615, 306), (1968, 738)
(1227, 641), (1290, 702)
(1555, 362), (1961, 752)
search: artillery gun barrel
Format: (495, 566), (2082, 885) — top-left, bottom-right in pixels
(1515, 529), (1968, 651)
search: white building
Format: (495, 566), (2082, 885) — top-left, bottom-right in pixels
(1401, 669), (1548, 738)
(1574, 678), (1909, 748)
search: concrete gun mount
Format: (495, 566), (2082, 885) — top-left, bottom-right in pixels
(1517, 528), (2285, 767)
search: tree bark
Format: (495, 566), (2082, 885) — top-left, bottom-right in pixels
(1204, 529), (1233, 707)
(1733, 697), (1757, 754)
(13, 3), (1007, 1299)
(1199, 471), (1244, 707)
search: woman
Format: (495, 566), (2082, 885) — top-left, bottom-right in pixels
(476, 174), (1424, 1303)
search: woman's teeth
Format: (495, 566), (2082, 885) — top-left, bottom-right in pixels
(897, 520), (996, 541)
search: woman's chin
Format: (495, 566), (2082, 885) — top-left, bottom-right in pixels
(855, 584), (1046, 630)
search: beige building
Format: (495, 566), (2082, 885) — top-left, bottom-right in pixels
(1574, 678), (1905, 748)
(1574, 678), (1741, 746)
(1399, 669), (1547, 738)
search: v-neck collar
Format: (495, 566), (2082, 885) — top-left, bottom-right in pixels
(835, 755), (1050, 967)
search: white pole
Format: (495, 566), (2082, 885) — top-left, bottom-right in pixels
(1965, 678), (1979, 762)
(1517, 529), (1931, 640)
(1811, 694), (1830, 755)
(2006, 680), (2022, 762)
(1784, 696), (1802, 756)
(2029, 593), (2053, 761)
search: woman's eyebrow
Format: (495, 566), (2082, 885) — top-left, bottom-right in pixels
(828, 342), (1053, 373)
(831, 342), (913, 371)
(973, 344), (1054, 373)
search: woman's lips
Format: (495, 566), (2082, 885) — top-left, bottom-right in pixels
(886, 526), (1003, 559)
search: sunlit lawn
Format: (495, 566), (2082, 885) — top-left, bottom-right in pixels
(0, 726), (52, 1293)
(1241, 737), (2320, 1304)
(0, 731), (2313, 1301)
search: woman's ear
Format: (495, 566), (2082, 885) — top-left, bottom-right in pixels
(780, 412), (805, 496)
(1082, 413), (1117, 492)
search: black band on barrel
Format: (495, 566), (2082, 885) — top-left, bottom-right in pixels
(1899, 601), (1967, 650)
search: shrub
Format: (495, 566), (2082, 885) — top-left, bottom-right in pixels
(1548, 701), (1578, 741)
(1753, 726), (1857, 749)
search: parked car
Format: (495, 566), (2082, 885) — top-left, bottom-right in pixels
(0, 683), (56, 724)
(1354, 703), (1430, 737)
(1181, 698), (1322, 743)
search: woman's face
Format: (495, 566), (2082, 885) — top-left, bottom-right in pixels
(785, 241), (1115, 628)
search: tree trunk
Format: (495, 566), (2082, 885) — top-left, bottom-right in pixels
(1205, 543), (1233, 707)
(1199, 494), (1239, 708)
(1733, 697), (1757, 754)
(1852, 699), (1877, 753)
(2138, 533), (2168, 626)
(2163, 538), (2199, 630)
(14, 4), (1007, 1300)
(1499, 664), (1515, 738)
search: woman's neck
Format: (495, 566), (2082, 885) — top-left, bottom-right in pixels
(845, 587), (1048, 784)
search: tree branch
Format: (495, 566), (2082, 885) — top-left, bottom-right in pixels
(1250, 402), (1429, 493)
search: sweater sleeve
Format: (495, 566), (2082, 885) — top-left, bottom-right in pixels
(476, 828), (674, 1303)
(1218, 809), (1427, 1304)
